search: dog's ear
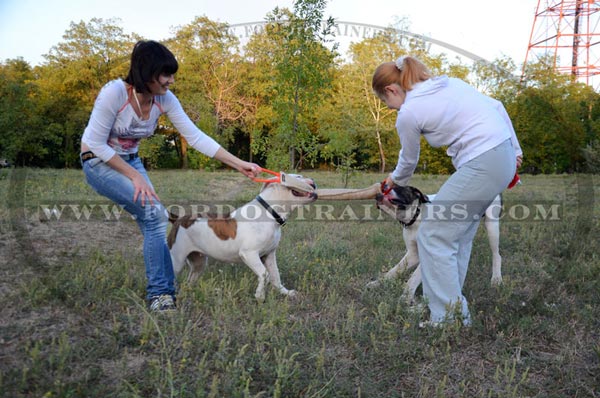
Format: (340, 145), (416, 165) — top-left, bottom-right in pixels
(410, 187), (430, 203)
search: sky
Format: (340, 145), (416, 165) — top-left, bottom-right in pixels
(0, 0), (537, 68)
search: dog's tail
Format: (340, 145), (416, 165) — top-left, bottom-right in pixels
(166, 212), (198, 248)
(168, 211), (179, 223)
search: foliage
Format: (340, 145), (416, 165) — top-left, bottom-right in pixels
(508, 58), (596, 173)
(30, 18), (134, 168)
(1, 10), (599, 174)
(416, 139), (453, 175)
(331, 30), (403, 173)
(138, 134), (180, 170)
(43, 18), (135, 104)
(168, 16), (254, 167)
(469, 55), (520, 98)
(582, 139), (600, 172)
(0, 59), (49, 166)
(261, 0), (338, 170)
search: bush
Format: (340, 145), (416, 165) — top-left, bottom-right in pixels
(582, 139), (600, 173)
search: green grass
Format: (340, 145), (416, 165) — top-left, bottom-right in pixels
(0, 169), (599, 397)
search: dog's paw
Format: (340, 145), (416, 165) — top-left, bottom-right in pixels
(366, 279), (382, 288)
(279, 287), (298, 297)
(400, 293), (415, 304)
(254, 291), (266, 302)
(286, 290), (302, 301)
(490, 275), (503, 286)
(405, 299), (425, 314)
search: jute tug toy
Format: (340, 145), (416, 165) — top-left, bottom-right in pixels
(251, 167), (382, 200)
(313, 171), (522, 200)
(315, 182), (382, 200)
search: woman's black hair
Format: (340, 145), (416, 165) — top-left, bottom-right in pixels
(124, 40), (178, 93)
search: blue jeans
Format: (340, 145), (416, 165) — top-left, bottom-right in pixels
(82, 156), (175, 299)
(417, 139), (516, 325)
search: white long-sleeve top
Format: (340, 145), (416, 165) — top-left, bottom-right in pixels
(391, 75), (523, 186)
(81, 79), (221, 162)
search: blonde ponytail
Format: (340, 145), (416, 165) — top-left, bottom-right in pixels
(372, 56), (431, 97)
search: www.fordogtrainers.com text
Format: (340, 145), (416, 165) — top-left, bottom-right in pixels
(36, 200), (563, 223)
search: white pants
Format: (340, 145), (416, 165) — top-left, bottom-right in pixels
(417, 140), (516, 325)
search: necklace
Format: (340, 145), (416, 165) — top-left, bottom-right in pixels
(132, 88), (151, 120)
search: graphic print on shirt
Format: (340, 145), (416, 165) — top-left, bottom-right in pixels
(108, 109), (159, 153)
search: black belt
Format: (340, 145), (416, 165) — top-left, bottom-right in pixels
(80, 151), (138, 163)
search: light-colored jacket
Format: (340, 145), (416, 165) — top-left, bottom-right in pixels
(391, 75), (522, 185)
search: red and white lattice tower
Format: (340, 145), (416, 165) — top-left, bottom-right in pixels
(522, 0), (600, 87)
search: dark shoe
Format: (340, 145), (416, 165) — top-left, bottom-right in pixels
(148, 294), (177, 313)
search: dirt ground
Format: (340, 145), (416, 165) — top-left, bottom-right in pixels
(0, 168), (248, 372)
(0, 207), (143, 370)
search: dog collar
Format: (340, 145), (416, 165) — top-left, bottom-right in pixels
(256, 195), (286, 226)
(400, 206), (421, 228)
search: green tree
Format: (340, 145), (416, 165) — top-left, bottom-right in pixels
(469, 55), (520, 98)
(168, 16), (254, 168)
(241, 20), (285, 166)
(0, 59), (50, 166)
(511, 57), (593, 173)
(36, 18), (134, 167)
(263, 0), (338, 169)
(43, 18), (134, 104)
(330, 30), (403, 173)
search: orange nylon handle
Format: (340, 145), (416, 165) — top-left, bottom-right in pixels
(251, 167), (281, 183)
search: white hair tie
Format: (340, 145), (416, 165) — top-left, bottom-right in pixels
(395, 56), (406, 71)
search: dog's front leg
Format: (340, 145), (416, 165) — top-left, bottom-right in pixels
(366, 252), (410, 288)
(239, 251), (269, 302)
(366, 244), (420, 289)
(385, 252), (414, 280)
(402, 265), (422, 303)
(262, 251), (296, 297)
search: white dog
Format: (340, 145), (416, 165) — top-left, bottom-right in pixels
(368, 184), (502, 302)
(167, 174), (317, 301)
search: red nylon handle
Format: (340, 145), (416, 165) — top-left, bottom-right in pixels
(507, 172), (521, 189)
(380, 180), (392, 195)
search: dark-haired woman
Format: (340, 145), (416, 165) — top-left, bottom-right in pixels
(80, 40), (259, 312)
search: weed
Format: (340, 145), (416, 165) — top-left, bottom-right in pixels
(0, 170), (598, 397)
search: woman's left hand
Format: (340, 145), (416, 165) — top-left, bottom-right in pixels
(213, 148), (261, 178)
(384, 174), (395, 190)
(238, 161), (261, 178)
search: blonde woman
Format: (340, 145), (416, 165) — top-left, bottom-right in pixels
(372, 56), (523, 327)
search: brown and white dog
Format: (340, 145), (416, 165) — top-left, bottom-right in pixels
(167, 175), (317, 301)
(368, 183), (502, 302)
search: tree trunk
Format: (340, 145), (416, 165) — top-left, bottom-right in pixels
(180, 137), (188, 169)
(376, 128), (386, 173)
